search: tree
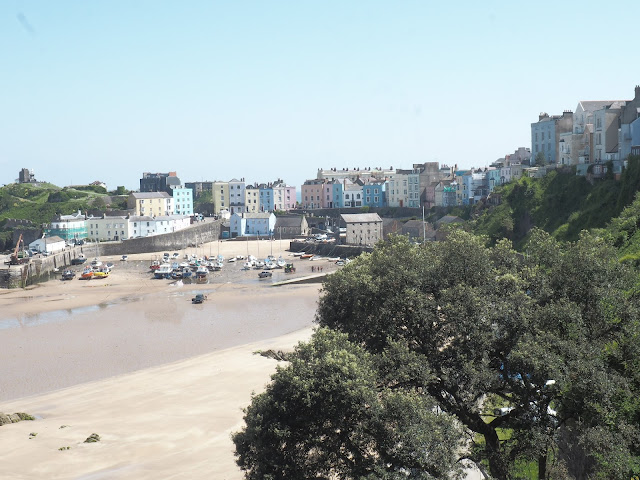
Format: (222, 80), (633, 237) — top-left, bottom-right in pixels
(314, 232), (640, 478)
(233, 329), (462, 480)
(535, 151), (547, 166)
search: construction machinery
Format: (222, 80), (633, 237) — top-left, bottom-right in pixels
(284, 263), (296, 273)
(9, 234), (30, 265)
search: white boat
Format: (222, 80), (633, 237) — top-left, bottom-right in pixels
(228, 257), (236, 263)
(276, 257), (286, 268)
(154, 263), (173, 279)
(242, 261), (252, 270)
(196, 265), (208, 278)
(90, 257), (103, 269)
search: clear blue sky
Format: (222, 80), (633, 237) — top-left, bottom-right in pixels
(2, 1), (639, 191)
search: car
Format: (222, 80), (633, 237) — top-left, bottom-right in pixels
(192, 293), (207, 304)
(258, 271), (272, 278)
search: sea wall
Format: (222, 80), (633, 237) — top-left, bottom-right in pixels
(97, 220), (221, 256)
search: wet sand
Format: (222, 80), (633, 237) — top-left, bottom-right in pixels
(0, 240), (334, 479)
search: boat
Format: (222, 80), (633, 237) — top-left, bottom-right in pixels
(150, 260), (161, 270)
(196, 265), (208, 279)
(276, 257), (286, 268)
(121, 255), (128, 261)
(90, 257), (103, 269)
(80, 266), (94, 280)
(242, 261), (252, 270)
(228, 257), (236, 263)
(300, 254), (314, 259)
(93, 266), (110, 279)
(258, 271), (272, 279)
(71, 254), (87, 265)
(171, 269), (183, 280)
(61, 269), (76, 280)
(181, 267), (193, 278)
(154, 263), (173, 279)
(192, 293), (207, 304)
(292, 252), (305, 257)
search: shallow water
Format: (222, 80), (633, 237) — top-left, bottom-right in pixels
(0, 284), (319, 401)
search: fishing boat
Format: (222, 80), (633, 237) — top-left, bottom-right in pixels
(80, 266), (94, 280)
(195, 265), (208, 279)
(71, 254), (87, 265)
(61, 269), (75, 280)
(154, 263), (173, 279)
(93, 266), (110, 279)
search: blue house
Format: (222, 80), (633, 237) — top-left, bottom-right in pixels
(363, 180), (386, 208)
(259, 185), (274, 212)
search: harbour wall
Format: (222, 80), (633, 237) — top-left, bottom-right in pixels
(0, 221), (221, 289)
(287, 241), (371, 258)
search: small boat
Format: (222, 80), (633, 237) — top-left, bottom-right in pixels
(228, 257), (236, 263)
(171, 269), (183, 280)
(300, 254), (314, 259)
(258, 271), (272, 279)
(61, 269), (75, 280)
(90, 258), (103, 269)
(80, 266), (94, 280)
(196, 265), (208, 278)
(71, 255), (87, 265)
(192, 293), (207, 304)
(181, 267), (193, 278)
(276, 257), (286, 268)
(154, 263), (173, 279)
(150, 260), (161, 270)
(292, 252), (305, 257)
(236, 255), (245, 260)
(121, 255), (128, 261)
(242, 261), (252, 271)
(93, 266), (110, 279)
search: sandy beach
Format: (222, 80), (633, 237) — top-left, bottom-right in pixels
(0, 239), (334, 479)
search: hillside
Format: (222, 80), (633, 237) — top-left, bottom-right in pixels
(472, 156), (640, 248)
(0, 183), (127, 250)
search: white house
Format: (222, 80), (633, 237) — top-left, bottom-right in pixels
(230, 212), (276, 237)
(29, 235), (66, 254)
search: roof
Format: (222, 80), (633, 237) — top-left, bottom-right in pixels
(402, 220), (426, 229)
(274, 216), (305, 227)
(578, 101), (621, 113)
(131, 192), (171, 199)
(237, 212), (273, 219)
(341, 213), (382, 223)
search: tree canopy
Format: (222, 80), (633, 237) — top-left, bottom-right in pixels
(235, 231), (640, 479)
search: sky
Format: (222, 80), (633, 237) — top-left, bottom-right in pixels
(2, 1), (639, 192)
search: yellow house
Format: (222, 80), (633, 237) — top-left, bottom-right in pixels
(127, 192), (173, 217)
(211, 181), (229, 214)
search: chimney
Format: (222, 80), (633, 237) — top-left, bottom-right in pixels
(635, 85), (640, 100)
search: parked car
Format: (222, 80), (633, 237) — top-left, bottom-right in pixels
(192, 293), (207, 304)
(258, 271), (272, 278)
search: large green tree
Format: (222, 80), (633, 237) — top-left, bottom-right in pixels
(314, 231), (640, 478)
(234, 231), (640, 479)
(233, 329), (463, 479)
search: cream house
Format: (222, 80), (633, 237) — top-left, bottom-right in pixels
(127, 192), (173, 217)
